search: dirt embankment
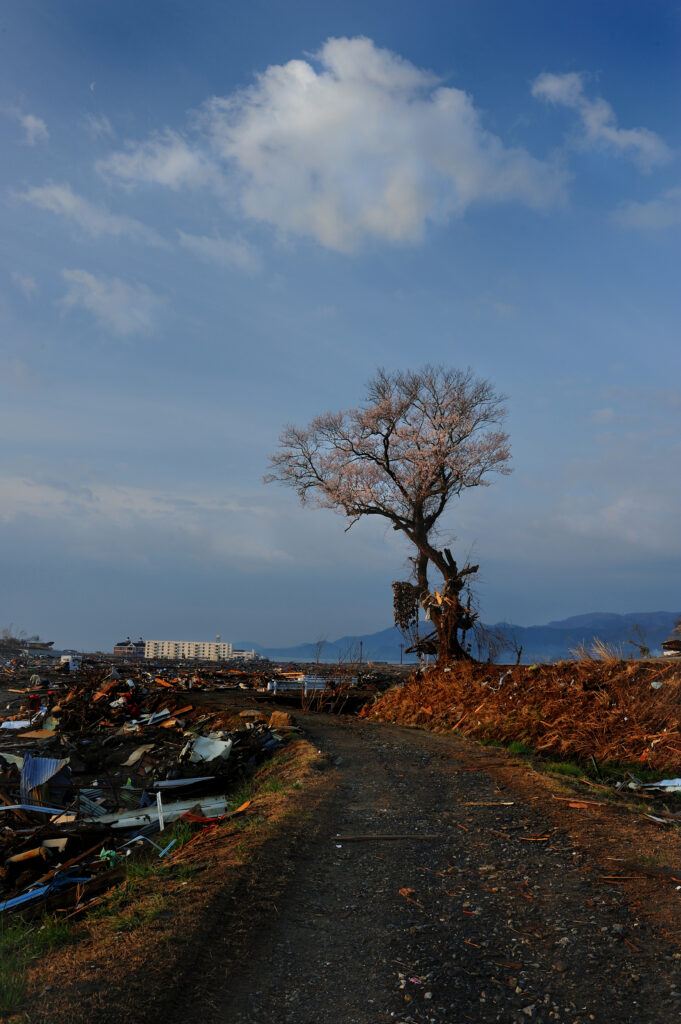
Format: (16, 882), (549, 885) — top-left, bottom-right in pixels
(366, 659), (681, 771)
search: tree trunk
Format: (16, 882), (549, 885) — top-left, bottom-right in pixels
(434, 558), (476, 663)
(411, 529), (477, 664)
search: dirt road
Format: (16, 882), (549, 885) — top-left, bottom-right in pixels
(162, 712), (681, 1024)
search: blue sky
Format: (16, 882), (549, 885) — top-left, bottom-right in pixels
(1, 0), (679, 650)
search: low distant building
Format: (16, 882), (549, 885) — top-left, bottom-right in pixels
(231, 648), (260, 662)
(0, 635), (54, 653)
(113, 636), (146, 659)
(144, 639), (234, 661)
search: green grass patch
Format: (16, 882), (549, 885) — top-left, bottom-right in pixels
(596, 762), (675, 785)
(0, 955), (28, 1017)
(0, 918), (29, 1017)
(126, 857), (163, 883)
(259, 777), (285, 795)
(228, 778), (256, 809)
(265, 749), (293, 768)
(109, 894), (167, 934)
(0, 912), (80, 1015)
(547, 761), (583, 778)
(168, 819), (194, 848)
(173, 862), (202, 881)
(28, 915), (74, 957)
(632, 850), (679, 869)
(123, 817), (195, 883)
(508, 741), (534, 756)
(247, 815), (268, 829)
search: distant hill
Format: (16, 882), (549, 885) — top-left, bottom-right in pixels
(484, 611), (678, 664)
(239, 611), (680, 665)
(238, 626), (413, 665)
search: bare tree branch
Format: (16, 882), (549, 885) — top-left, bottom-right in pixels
(265, 364), (511, 663)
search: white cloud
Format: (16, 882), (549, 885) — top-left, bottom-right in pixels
(98, 128), (219, 189)
(18, 182), (165, 246)
(10, 272), (37, 299)
(2, 105), (49, 144)
(178, 230), (261, 272)
(20, 112), (49, 145)
(82, 113), (114, 139)
(101, 36), (566, 251)
(556, 491), (678, 553)
(612, 186), (681, 229)
(0, 475), (294, 567)
(61, 269), (163, 337)
(531, 72), (671, 172)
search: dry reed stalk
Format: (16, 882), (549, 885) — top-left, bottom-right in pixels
(368, 660), (681, 770)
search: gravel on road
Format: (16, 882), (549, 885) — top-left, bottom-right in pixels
(167, 713), (681, 1024)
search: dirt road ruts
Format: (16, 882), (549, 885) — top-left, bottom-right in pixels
(170, 713), (681, 1024)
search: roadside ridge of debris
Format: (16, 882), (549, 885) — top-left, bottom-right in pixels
(365, 658), (681, 773)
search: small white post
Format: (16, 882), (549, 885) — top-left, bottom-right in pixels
(156, 791), (165, 832)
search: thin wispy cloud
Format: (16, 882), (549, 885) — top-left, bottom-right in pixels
(490, 300), (517, 318)
(98, 128), (219, 189)
(531, 72), (671, 172)
(21, 113), (49, 145)
(0, 358), (43, 389)
(591, 407), (615, 425)
(82, 113), (115, 139)
(100, 36), (567, 251)
(17, 182), (166, 246)
(61, 269), (164, 337)
(612, 186), (681, 229)
(0, 474), (294, 567)
(2, 105), (49, 145)
(556, 491), (678, 553)
(178, 230), (261, 272)
(10, 272), (38, 299)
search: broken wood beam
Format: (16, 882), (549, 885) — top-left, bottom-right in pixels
(333, 833), (443, 842)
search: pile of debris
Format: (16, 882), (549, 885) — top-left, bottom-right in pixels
(0, 668), (289, 917)
(661, 616), (681, 658)
(365, 658), (681, 771)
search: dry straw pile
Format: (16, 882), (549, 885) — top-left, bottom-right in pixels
(367, 659), (681, 770)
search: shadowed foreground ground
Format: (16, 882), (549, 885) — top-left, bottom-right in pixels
(162, 713), (681, 1024)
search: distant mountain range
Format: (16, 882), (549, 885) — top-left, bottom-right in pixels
(239, 611), (680, 665)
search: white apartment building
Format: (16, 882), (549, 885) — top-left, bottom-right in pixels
(145, 640), (233, 661)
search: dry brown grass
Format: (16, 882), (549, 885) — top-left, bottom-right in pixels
(569, 638), (624, 662)
(366, 659), (681, 770)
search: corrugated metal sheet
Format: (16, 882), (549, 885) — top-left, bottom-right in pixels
(20, 754), (70, 805)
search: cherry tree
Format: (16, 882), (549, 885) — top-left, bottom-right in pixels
(266, 365), (511, 662)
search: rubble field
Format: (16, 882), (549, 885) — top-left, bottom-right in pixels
(0, 665), (295, 918)
(0, 662), (331, 1019)
(365, 658), (681, 772)
(18, 731), (329, 1024)
(4, 659), (681, 1022)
